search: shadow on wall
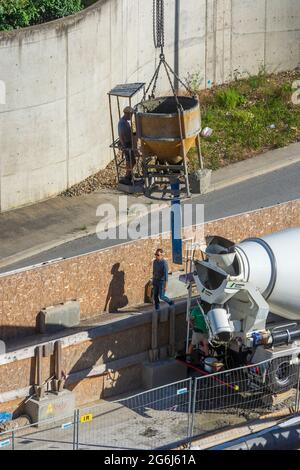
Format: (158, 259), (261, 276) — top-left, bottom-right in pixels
(0, 325), (47, 344)
(66, 336), (123, 399)
(104, 263), (128, 313)
(0, 324), (136, 406)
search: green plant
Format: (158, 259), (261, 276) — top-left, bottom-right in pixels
(273, 81), (293, 100)
(185, 71), (204, 93)
(188, 70), (300, 171)
(215, 88), (246, 109)
(247, 65), (268, 89)
(35, 0), (83, 23)
(0, 0), (38, 30)
(0, 0), (83, 30)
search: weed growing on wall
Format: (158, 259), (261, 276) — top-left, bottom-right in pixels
(0, 0), (86, 31)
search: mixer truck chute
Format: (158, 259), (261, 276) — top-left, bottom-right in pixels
(181, 228), (300, 393)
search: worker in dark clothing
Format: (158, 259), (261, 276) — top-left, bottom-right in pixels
(118, 106), (136, 185)
(152, 248), (174, 311)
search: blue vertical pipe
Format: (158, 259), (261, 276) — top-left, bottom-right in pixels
(171, 180), (182, 265)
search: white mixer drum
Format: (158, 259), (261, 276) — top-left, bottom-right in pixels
(236, 228), (300, 320)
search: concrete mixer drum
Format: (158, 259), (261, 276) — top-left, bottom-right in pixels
(135, 95), (203, 198)
(136, 96), (201, 165)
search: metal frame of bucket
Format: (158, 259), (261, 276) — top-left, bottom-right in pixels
(108, 83), (146, 192)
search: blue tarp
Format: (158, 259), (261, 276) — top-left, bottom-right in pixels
(0, 412), (12, 424)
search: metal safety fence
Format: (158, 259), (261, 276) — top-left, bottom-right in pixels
(0, 355), (300, 450)
(0, 413), (76, 450)
(76, 378), (192, 450)
(190, 354), (300, 440)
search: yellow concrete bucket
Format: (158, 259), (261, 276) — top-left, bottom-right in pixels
(136, 96), (201, 164)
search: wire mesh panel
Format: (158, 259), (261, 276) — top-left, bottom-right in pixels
(0, 432), (13, 450)
(0, 415), (76, 451)
(191, 355), (300, 439)
(77, 378), (193, 450)
(0, 356), (299, 450)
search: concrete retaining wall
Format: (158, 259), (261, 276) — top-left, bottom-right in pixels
(1, 199), (299, 341)
(0, 0), (299, 211)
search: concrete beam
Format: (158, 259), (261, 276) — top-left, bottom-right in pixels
(0, 351), (149, 403)
(0, 299), (190, 366)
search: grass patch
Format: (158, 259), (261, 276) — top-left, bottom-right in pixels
(188, 69), (300, 171)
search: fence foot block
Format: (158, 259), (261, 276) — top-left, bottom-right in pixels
(25, 390), (75, 426)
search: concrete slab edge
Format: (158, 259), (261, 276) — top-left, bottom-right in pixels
(211, 153), (300, 192)
(0, 299), (189, 366)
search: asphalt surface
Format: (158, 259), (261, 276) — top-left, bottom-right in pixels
(1, 162), (300, 274)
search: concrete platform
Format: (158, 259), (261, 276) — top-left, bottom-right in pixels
(38, 300), (80, 334)
(165, 271), (189, 300)
(117, 181), (144, 194)
(25, 390), (75, 425)
(189, 169), (212, 194)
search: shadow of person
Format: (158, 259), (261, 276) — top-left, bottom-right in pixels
(144, 279), (153, 304)
(104, 263), (128, 313)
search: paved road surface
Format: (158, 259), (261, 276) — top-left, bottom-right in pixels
(1, 162), (299, 274)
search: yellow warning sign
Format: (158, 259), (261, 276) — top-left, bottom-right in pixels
(80, 414), (93, 423)
(47, 404), (54, 415)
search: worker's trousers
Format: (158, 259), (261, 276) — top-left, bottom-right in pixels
(153, 280), (174, 311)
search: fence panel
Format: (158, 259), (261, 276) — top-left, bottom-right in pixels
(1, 355), (299, 450)
(0, 432), (13, 450)
(77, 378), (193, 450)
(191, 354), (300, 439)
(0, 414), (76, 451)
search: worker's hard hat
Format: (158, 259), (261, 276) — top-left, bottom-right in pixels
(123, 106), (135, 114)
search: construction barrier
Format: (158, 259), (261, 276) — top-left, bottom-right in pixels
(0, 355), (299, 450)
(0, 413), (76, 450)
(76, 378), (193, 450)
(191, 354), (300, 440)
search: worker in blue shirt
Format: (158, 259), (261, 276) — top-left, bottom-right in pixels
(152, 248), (174, 311)
(118, 106), (136, 185)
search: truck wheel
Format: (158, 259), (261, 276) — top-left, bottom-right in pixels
(267, 358), (298, 394)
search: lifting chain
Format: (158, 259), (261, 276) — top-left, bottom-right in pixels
(145, 0), (195, 102)
(153, 0), (165, 51)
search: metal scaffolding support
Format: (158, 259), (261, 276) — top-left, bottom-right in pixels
(108, 82), (146, 192)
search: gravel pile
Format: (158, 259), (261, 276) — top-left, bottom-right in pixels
(61, 160), (118, 197)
